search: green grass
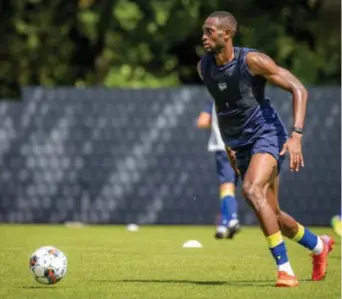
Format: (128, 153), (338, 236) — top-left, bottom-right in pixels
(1, 225), (340, 299)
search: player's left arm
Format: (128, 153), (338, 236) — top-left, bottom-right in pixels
(246, 52), (308, 172)
(197, 61), (203, 81)
(197, 101), (212, 129)
(196, 61), (212, 129)
(196, 111), (211, 129)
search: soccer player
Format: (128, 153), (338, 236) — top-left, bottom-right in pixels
(197, 11), (334, 287)
(197, 100), (240, 239)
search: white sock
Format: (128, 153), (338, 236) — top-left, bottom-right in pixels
(228, 219), (239, 228)
(278, 262), (295, 276)
(216, 225), (227, 234)
(312, 237), (324, 255)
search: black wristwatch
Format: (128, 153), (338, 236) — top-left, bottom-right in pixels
(292, 127), (303, 134)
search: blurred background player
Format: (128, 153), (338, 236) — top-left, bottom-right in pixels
(331, 215), (341, 237)
(197, 100), (240, 239)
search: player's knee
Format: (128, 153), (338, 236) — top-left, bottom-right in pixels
(242, 181), (266, 211)
(277, 210), (289, 223)
(242, 180), (261, 199)
(219, 183), (235, 197)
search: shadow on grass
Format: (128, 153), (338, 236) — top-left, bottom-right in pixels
(22, 285), (69, 289)
(22, 286), (57, 289)
(88, 278), (308, 287)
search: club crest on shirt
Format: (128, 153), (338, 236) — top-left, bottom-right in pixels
(218, 82), (227, 91)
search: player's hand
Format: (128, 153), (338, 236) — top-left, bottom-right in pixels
(279, 133), (304, 172)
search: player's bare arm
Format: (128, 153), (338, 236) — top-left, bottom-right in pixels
(196, 112), (211, 129)
(196, 62), (211, 129)
(225, 146), (240, 177)
(246, 52), (308, 129)
(246, 52), (307, 172)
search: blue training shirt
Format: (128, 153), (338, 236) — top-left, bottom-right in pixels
(200, 47), (287, 149)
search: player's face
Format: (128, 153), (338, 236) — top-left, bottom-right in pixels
(202, 17), (227, 53)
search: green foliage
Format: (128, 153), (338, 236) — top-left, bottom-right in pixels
(0, 0), (340, 98)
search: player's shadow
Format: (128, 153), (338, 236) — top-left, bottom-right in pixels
(22, 286), (59, 289)
(90, 278), (278, 287)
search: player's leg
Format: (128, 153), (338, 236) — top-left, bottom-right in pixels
(266, 176), (298, 237)
(267, 175), (334, 281)
(214, 151), (240, 239)
(268, 176), (326, 249)
(215, 182), (237, 238)
(240, 153), (297, 287)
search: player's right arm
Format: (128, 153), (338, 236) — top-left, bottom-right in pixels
(246, 52), (307, 172)
(225, 146), (240, 177)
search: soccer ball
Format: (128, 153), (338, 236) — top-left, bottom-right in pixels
(29, 246), (68, 285)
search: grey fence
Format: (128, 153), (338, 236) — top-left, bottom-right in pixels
(0, 86), (340, 226)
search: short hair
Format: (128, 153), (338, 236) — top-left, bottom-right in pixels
(209, 11), (238, 37)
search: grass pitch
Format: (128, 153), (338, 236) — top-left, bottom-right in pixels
(1, 225), (340, 299)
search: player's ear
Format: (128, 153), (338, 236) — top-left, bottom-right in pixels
(226, 29), (233, 40)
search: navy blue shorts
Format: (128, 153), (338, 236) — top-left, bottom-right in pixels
(235, 128), (288, 180)
(215, 151), (236, 185)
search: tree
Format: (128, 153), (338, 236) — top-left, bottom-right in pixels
(0, 0), (340, 99)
